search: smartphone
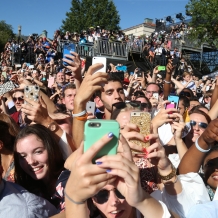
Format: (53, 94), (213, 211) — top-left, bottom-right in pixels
(24, 85), (40, 105)
(116, 66), (127, 72)
(84, 120), (120, 163)
(63, 43), (75, 67)
(86, 101), (96, 115)
(0, 81), (16, 96)
(29, 65), (34, 69)
(153, 93), (159, 100)
(136, 71), (143, 78)
(110, 71), (124, 81)
(92, 57), (107, 74)
(130, 112), (151, 152)
(165, 95), (179, 111)
(158, 66), (166, 71)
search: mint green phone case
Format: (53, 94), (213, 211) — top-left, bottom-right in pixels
(84, 120), (120, 163)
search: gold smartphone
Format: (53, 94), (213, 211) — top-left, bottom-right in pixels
(130, 111), (151, 153)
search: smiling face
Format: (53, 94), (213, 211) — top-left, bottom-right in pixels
(203, 150), (218, 192)
(16, 134), (49, 181)
(92, 184), (132, 218)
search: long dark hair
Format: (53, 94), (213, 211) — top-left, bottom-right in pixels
(14, 124), (64, 201)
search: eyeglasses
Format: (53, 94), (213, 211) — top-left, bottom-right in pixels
(13, 96), (24, 102)
(190, 120), (208, 129)
(179, 91), (191, 97)
(93, 188), (125, 204)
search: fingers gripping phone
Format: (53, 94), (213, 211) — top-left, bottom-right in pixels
(130, 112), (151, 152)
(92, 57), (107, 74)
(165, 95), (179, 111)
(24, 85), (40, 105)
(84, 120), (120, 163)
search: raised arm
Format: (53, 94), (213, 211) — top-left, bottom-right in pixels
(178, 119), (218, 174)
(163, 60), (174, 100)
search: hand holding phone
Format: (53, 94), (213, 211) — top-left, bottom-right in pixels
(92, 57), (107, 74)
(165, 95), (179, 112)
(84, 120), (120, 163)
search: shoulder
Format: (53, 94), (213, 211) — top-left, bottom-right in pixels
(0, 181), (57, 217)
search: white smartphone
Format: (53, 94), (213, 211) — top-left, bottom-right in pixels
(29, 65), (34, 69)
(86, 101), (96, 115)
(153, 93), (159, 100)
(92, 57), (107, 74)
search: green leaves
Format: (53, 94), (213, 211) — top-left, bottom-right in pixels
(186, 0), (218, 47)
(0, 20), (15, 52)
(61, 0), (120, 33)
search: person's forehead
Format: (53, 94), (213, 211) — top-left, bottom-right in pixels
(64, 88), (76, 95)
(104, 81), (123, 90)
(147, 84), (159, 91)
(14, 91), (24, 97)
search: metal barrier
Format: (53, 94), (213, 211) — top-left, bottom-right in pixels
(76, 43), (95, 57)
(96, 39), (127, 58)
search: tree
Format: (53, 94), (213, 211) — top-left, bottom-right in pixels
(61, 0), (120, 33)
(0, 20), (15, 52)
(186, 0), (218, 47)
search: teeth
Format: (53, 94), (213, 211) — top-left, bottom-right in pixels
(111, 210), (121, 214)
(213, 176), (218, 179)
(32, 167), (41, 172)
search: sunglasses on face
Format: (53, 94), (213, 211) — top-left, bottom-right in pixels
(93, 189), (125, 204)
(13, 96), (24, 102)
(140, 102), (151, 110)
(190, 120), (208, 129)
(179, 92), (191, 97)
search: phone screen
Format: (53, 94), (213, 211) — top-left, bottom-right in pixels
(63, 43), (75, 66)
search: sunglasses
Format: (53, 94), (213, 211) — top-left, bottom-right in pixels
(140, 102), (151, 110)
(190, 120), (208, 129)
(93, 189), (125, 204)
(13, 96), (24, 102)
(179, 92), (191, 97)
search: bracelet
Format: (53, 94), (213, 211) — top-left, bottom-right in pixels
(164, 80), (171, 84)
(64, 190), (86, 204)
(158, 164), (176, 181)
(195, 137), (211, 153)
(75, 113), (89, 121)
(73, 110), (86, 117)
(163, 175), (178, 186)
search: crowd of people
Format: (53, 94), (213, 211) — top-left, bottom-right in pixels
(0, 20), (218, 218)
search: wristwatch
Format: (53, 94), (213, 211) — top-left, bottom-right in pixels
(158, 165), (177, 181)
(47, 122), (58, 132)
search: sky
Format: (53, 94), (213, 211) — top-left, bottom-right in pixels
(0, 0), (189, 38)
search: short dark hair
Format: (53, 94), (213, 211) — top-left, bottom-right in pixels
(63, 83), (76, 97)
(189, 96), (200, 103)
(179, 96), (190, 109)
(95, 73), (123, 98)
(0, 120), (16, 152)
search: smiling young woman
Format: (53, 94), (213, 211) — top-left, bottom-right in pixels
(14, 124), (68, 212)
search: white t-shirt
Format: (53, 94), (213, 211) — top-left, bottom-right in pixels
(151, 173), (210, 218)
(181, 80), (196, 91)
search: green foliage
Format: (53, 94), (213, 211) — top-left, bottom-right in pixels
(186, 0), (218, 47)
(0, 20), (15, 52)
(61, 0), (120, 33)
